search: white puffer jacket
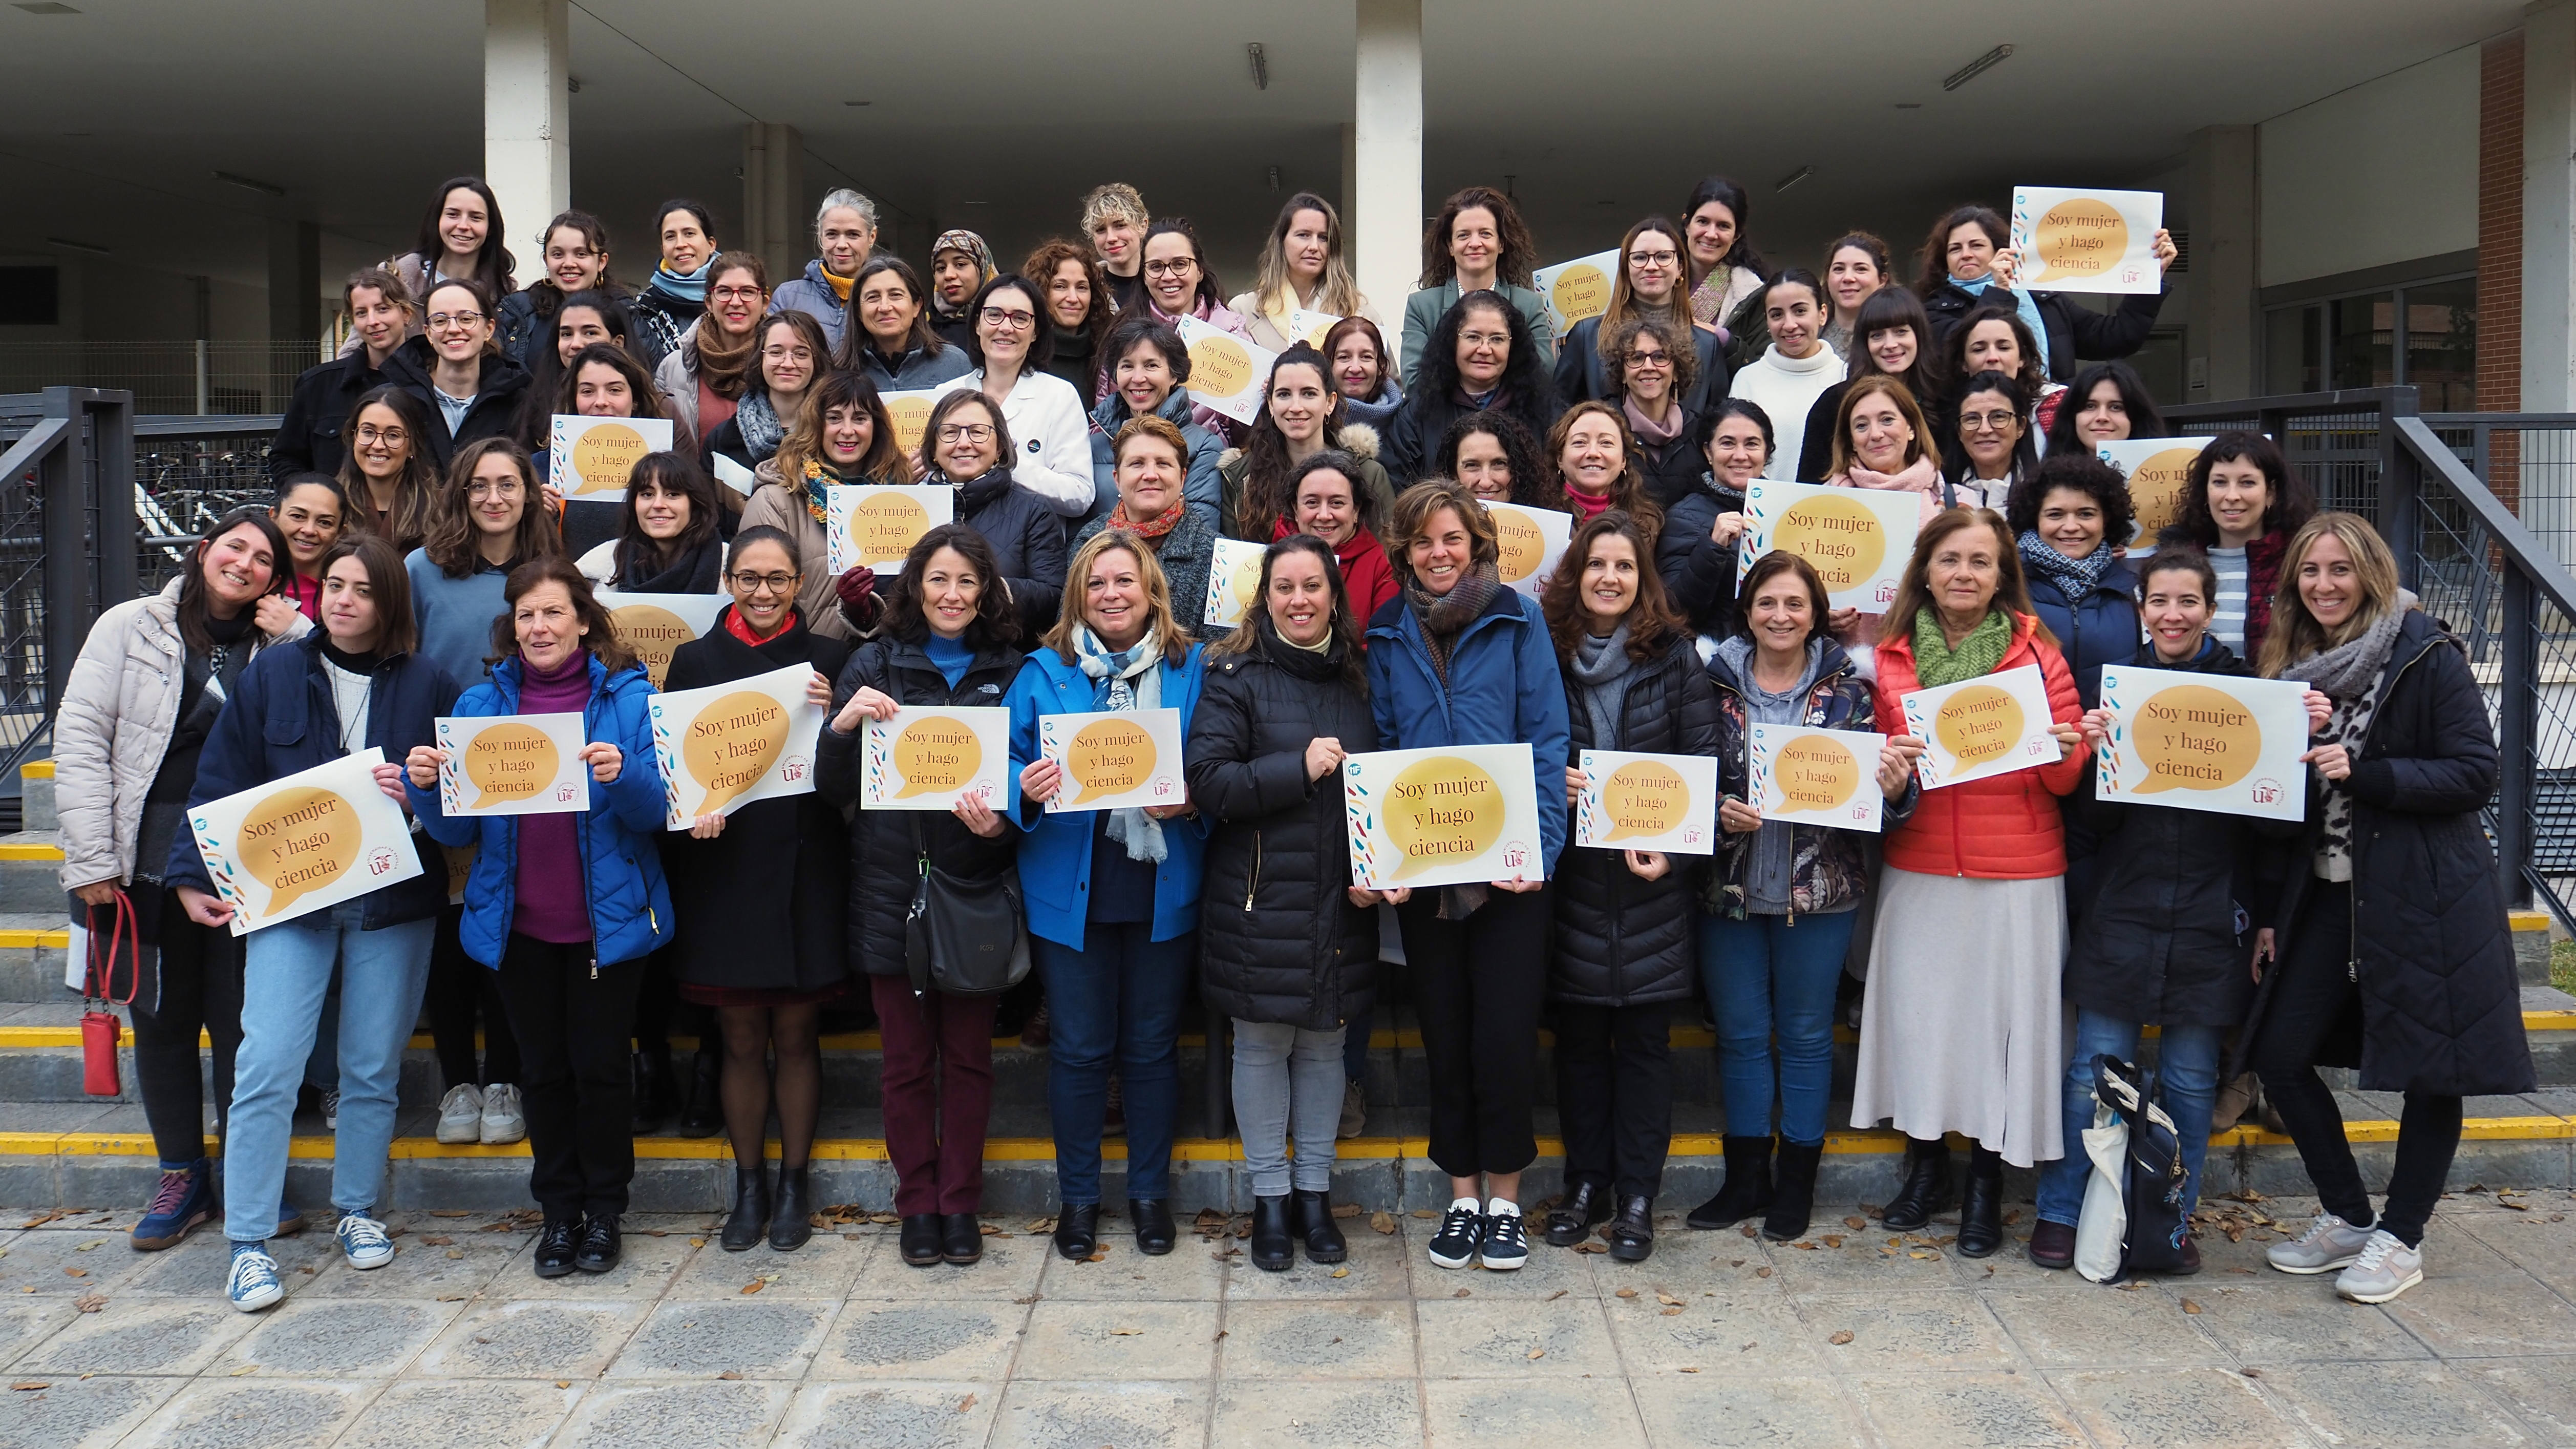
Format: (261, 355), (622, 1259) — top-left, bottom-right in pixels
(54, 580), (308, 891)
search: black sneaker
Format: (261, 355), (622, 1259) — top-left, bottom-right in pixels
(1479, 1209), (1529, 1270)
(1428, 1203), (1484, 1269)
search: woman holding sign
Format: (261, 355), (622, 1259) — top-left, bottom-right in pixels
(404, 556), (674, 1280)
(534, 343), (676, 559)
(1223, 343), (1399, 541)
(1382, 291), (1564, 488)
(1398, 186), (1553, 388)
(1087, 316), (1224, 527)
(918, 389), (1069, 636)
(1006, 531), (1209, 1261)
(1366, 478), (1570, 1271)
(2159, 432), (2314, 661)
(661, 526), (852, 1253)
(817, 524), (1024, 1267)
(742, 369), (914, 641)
(1852, 509), (2087, 1257)
(1539, 511), (1718, 1261)
(167, 535), (458, 1312)
(1655, 399), (1766, 639)
(579, 451), (725, 594)
(1188, 534), (1383, 1269)
(2242, 515), (2531, 1303)
(1077, 415), (1216, 636)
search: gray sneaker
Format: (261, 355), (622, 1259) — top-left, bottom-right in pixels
(2267, 1211), (2375, 1274)
(2334, 1229), (2424, 1304)
(481, 1083), (527, 1145)
(436, 1084), (484, 1145)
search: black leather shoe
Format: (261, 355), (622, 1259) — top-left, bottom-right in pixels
(769, 1165), (812, 1251)
(1880, 1138), (1955, 1231)
(574, 1214), (620, 1273)
(899, 1214), (943, 1267)
(1544, 1181), (1611, 1247)
(1606, 1195), (1655, 1262)
(1687, 1136), (1776, 1229)
(1248, 1195), (1294, 1272)
(674, 1049), (722, 1139)
(720, 1167), (770, 1252)
(1291, 1190), (1347, 1264)
(1955, 1147), (2005, 1258)
(941, 1213), (983, 1265)
(1053, 1203), (1100, 1259)
(1129, 1198), (1176, 1255)
(533, 1217), (580, 1278)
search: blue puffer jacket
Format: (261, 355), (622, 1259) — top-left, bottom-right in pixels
(2024, 553), (2139, 709)
(1004, 642), (1210, 951)
(406, 652), (673, 970)
(769, 260), (853, 355)
(166, 634), (459, 931)
(1365, 583), (1572, 873)
(1087, 388), (1224, 530)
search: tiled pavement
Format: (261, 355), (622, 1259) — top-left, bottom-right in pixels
(8, 1189), (2576, 1448)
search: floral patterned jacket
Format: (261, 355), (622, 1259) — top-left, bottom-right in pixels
(1706, 639), (1918, 918)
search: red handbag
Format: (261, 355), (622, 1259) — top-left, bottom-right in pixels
(81, 891), (138, 1098)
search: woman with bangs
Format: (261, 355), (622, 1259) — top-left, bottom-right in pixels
(1822, 374), (1943, 530)
(741, 368), (913, 642)
(1230, 192), (1380, 354)
(496, 209), (622, 369)
(2046, 359), (2167, 460)
(1935, 301), (2052, 438)
(1798, 287), (1942, 492)
(577, 451), (725, 595)
(1555, 216), (1727, 412)
(1398, 187), (1554, 387)
(1325, 315), (1404, 432)
(1818, 232), (1893, 359)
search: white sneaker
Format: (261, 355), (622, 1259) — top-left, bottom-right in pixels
(2267, 1211), (2376, 1275)
(436, 1084), (484, 1145)
(321, 1089), (340, 1131)
(336, 1212), (394, 1270)
(480, 1083), (526, 1145)
(2334, 1229), (2424, 1304)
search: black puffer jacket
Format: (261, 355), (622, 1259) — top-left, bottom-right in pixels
(1921, 278), (2167, 383)
(2064, 638), (2279, 1027)
(1630, 412), (1706, 511)
(2236, 610), (2535, 1096)
(380, 338), (533, 472)
(1550, 632), (1721, 1006)
(814, 634), (1024, 975)
(1551, 317), (1729, 415)
(947, 467), (1068, 637)
(270, 350), (389, 480)
(1656, 473), (1745, 638)
(1187, 623), (1379, 1031)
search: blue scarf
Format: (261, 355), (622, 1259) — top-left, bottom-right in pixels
(649, 259), (711, 304)
(2017, 529), (2114, 599)
(1070, 625), (1166, 863)
(1952, 271), (2052, 379)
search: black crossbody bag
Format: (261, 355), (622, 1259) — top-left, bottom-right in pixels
(904, 814), (1031, 997)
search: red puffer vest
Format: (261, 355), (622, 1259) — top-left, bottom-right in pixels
(1871, 611), (2088, 880)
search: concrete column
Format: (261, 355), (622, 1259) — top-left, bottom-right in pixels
(265, 218), (320, 350)
(2525, 0), (2576, 411)
(484, 0), (571, 289)
(2182, 125), (2257, 401)
(1352, 0), (1422, 316)
(741, 123), (805, 286)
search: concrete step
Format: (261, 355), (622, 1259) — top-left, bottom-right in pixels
(0, 831), (63, 916)
(21, 760), (53, 833)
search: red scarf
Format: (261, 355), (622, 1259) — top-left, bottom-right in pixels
(1562, 486), (1613, 524)
(1106, 502), (1182, 542)
(725, 603), (797, 646)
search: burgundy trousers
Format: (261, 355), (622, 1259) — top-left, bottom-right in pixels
(870, 975), (999, 1215)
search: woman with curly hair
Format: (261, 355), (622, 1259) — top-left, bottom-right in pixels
(1397, 186), (1553, 387)
(1383, 291), (1563, 486)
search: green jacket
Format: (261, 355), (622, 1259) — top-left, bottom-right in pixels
(1398, 281), (1555, 390)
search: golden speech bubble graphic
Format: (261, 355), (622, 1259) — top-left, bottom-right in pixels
(570, 422), (649, 496)
(2131, 684), (2263, 794)
(1934, 683), (2026, 771)
(462, 720), (561, 810)
(1771, 734), (1864, 813)
(237, 785), (360, 920)
(1222, 550), (1263, 615)
(2034, 198), (2129, 282)
(883, 393), (935, 456)
(1491, 508), (1548, 583)
(1771, 493), (1887, 594)
(1383, 754), (1505, 879)
(1599, 760), (1688, 843)
(845, 490), (934, 565)
(607, 603), (696, 688)
(1061, 718), (1158, 807)
(1187, 335), (1256, 399)
(892, 717), (983, 800)
(682, 689), (791, 817)
(1549, 263), (1612, 324)
(2123, 446), (2207, 538)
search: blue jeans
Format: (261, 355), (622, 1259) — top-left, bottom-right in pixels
(1033, 926), (1193, 1204)
(2036, 1012), (2225, 1228)
(1700, 910), (1855, 1146)
(224, 900), (436, 1243)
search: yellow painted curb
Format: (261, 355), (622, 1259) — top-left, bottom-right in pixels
(19, 762), (52, 780)
(0, 928), (68, 949)
(2512, 910), (2553, 932)
(0, 842), (63, 862)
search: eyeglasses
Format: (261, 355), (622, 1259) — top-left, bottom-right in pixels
(711, 285), (764, 303)
(761, 345), (815, 363)
(1623, 350), (1672, 369)
(354, 424), (408, 446)
(425, 311), (484, 329)
(1960, 410), (2022, 433)
(729, 571), (799, 595)
(936, 423), (996, 444)
(1459, 331), (1511, 349)
(1627, 249), (1679, 267)
(1142, 259), (1197, 278)
(465, 480), (524, 499)
(979, 307), (1036, 331)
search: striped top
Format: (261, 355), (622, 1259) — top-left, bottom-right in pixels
(2206, 545), (2249, 654)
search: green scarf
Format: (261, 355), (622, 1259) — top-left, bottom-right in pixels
(1909, 606), (2012, 687)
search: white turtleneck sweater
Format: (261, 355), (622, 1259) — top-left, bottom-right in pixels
(1728, 343), (1846, 483)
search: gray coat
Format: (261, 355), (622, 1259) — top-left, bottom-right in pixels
(769, 260), (851, 355)
(1073, 506), (1215, 638)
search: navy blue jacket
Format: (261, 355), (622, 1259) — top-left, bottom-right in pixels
(1365, 583), (1571, 873)
(2025, 555), (2139, 710)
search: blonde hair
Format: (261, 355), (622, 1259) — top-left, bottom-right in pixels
(1080, 183), (1149, 235)
(1042, 529), (1193, 665)
(2256, 512), (2403, 679)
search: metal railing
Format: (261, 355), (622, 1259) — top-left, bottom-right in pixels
(0, 342), (323, 416)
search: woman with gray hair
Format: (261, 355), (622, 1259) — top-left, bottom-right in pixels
(770, 188), (879, 353)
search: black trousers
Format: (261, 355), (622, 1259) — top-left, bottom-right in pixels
(1398, 886), (1551, 1180)
(426, 905), (520, 1090)
(1554, 1000), (1674, 1201)
(129, 886), (243, 1166)
(492, 933), (642, 1220)
(2249, 880), (2462, 1247)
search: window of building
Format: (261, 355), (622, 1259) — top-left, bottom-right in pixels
(2262, 268), (2474, 406)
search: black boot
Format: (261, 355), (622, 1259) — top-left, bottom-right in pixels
(1606, 1195), (1655, 1262)
(1248, 1194), (1294, 1272)
(899, 1214), (943, 1266)
(1880, 1137), (1954, 1231)
(719, 1166), (770, 1252)
(1052, 1203), (1100, 1259)
(1129, 1198), (1176, 1255)
(630, 1044), (676, 1134)
(533, 1215), (580, 1277)
(1763, 1140), (1823, 1242)
(574, 1213), (620, 1273)
(768, 1165), (813, 1251)
(1955, 1147), (2005, 1258)
(1544, 1181), (1611, 1247)
(1292, 1190), (1347, 1264)
(674, 1048), (722, 1139)
(940, 1213), (983, 1265)
(1686, 1136), (1775, 1229)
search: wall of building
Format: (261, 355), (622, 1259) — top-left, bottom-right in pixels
(2260, 46), (2480, 288)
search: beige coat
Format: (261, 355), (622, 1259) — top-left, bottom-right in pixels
(740, 464), (855, 641)
(54, 580), (309, 891)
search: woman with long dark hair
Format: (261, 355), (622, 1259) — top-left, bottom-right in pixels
(1940, 369), (2038, 514)
(1399, 186), (1553, 385)
(740, 368), (912, 642)
(2159, 431), (2316, 662)
(1383, 290), (1564, 486)
(495, 210), (620, 369)
(1655, 400), (1766, 639)
(1818, 232), (1892, 359)
(514, 288), (635, 455)
(335, 385), (444, 553)
(703, 309), (826, 475)
(1681, 177), (1769, 365)
(630, 199), (720, 371)
(1798, 287), (1941, 490)
(2045, 360), (2167, 459)
(342, 176), (515, 358)
(1326, 315), (1404, 432)
(1725, 270), (1841, 482)
(1222, 342), (1398, 540)
(653, 250), (769, 448)
(1437, 411), (1552, 509)
(578, 451), (723, 593)
(384, 278), (533, 468)
(533, 342), (675, 558)
(949, 272), (1098, 518)
(1555, 216), (1727, 411)
(1914, 202), (2174, 381)
(1025, 238), (1115, 397)
(838, 255), (973, 392)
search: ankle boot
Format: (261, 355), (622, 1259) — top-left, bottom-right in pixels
(1606, 1195), (1655, 1262)
(1763, 1140), (1824, 1242)
(1291, 1189), (1347, 1264)
(1544, 1181), (1611, 1246)
(1052, 1203), (1100, 1259)
(630, 1044), (676, 1133)
(675, 1048), (722, 1139)
(1248, 1194), (1294, 1271)
(719, 1166), (770, 1252)
(1955, 1147), (2005, 1258)
(1687, 1136), (1776, 1229)
(769, 1165), (813, 1251)
(1880, 1137), (1954, 1231)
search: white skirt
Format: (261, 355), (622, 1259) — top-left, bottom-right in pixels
(1849, 867), (2068, 1167)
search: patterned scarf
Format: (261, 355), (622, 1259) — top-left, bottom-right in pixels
(799, 457), (848, 526)
(1401, 562), (1502, 687)
(1071, 625), (1166, 863)
(1909, 606), (2013, 688)
(734, 389), (784, 461)
(2017, 530), (2115, 601)
(1689, 264), (1736, 326)
(1105, 500), (1182, 542)
(2288, 596), (2413, 881)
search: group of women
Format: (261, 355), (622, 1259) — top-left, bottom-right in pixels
(54, 171), (2526, 1313)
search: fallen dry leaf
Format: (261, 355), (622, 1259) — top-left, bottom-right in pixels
(10, 1381), (49, 1391)
(1844, 1216), (1867, 1230)
(1790, 1241), (1817, 1252)
(957, 1393), (976, 1413)
(1412, 1209), (1438, 1219)
(980, 1224), (1001, 1236)
(430, 1209), (471, 1218)
(1330, 1267), (1349, 1278)
(2180, 1299), (2203, 1314)
(1526, 1348), (1545, 1360)
(1729, 1259), (1744, 1268)
(1829, 1330), (1855, 1345)
(1656, 1293), (1684, 1307)
(1755, 1267), (1773, 1278)
(689, 1237), (706, 1248)
(60, 1268), (83, 1278)
(1679, 1366), (1699, 1373)
(1332, 1203), (1362, 1219)
(436, 1294), (466, 1303)
(71, 1293), (103, 1313)
(1821, 1235), (1845, 1248)
(1370, 1212), (1396, 1235)
(2242, 1368), (2262, 1379)
(1087, 1250), (1108, 1264)
(717, 1371), (742, 1381)
(556, 1381), (570, 1390)
(444, 1250), (464, 1261)
(419, 1235), (454, 1247)
(1454, 1288), (1471, 1298)
(1028, 1217), (1057, 1233)
(1659, 1307), (1681, 1317)
(1615, 1288), (1639, 1299)
(74, 1240), (101, 1252)
(1545, 1289), (1566, 1301)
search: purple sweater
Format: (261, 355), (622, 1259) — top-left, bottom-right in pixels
(511, 649), (594, 944)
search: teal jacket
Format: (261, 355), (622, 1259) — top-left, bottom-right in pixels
(1398, 281), (1555, 390)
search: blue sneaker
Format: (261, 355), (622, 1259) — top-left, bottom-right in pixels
(132, 1159), (215, 1251)
(336, 1212), (394, 1270)
(226, 1243), (283, 1313)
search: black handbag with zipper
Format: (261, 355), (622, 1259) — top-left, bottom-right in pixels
(903, 814), (1031, 997)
